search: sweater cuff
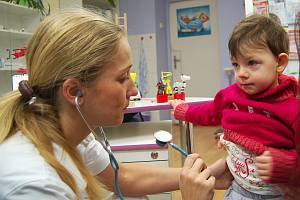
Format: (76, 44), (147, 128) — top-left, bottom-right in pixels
(174, 103), (189, 121)
(267, 148), (297, 183)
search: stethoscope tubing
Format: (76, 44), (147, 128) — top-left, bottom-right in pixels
(75, 96), (124, 200)
(169, 143), (188, 157)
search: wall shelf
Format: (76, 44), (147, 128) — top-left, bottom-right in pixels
(0, 29), (32, 39)
(0, 1), (39, 15)
(0, 0), (40, 95)
(0, 64), (26, 71)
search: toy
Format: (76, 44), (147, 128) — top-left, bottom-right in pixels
(16, 68), (27, 74)
(11, 47), (27, 59)
(173, 74), (191, 100)
(129, 72), (141, 100)
(156, 78), (167, 103)
(156, 72), (173, 103)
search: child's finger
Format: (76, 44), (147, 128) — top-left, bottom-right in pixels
(169, 99), (184, 108)
(257, 169), (271, 176)
(217, 141), (223, 149)
(256, 151), (272, 164)
(256, 162), (271, 170)
(171, 110), (174, 115)
(259, 175), (270, 182)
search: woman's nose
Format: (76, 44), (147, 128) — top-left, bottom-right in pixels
(127, 80), (138, 98)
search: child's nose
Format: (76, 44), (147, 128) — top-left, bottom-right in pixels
(236, 66), (249, 78)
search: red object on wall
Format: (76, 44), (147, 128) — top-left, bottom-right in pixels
(16, 68), (27, 74)
(12, 47), (27, 59)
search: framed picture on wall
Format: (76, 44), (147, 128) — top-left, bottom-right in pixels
(176, 5), (211, 38)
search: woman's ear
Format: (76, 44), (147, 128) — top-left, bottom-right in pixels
(62, 78), (82, 106)
(276, 53), (289, 74)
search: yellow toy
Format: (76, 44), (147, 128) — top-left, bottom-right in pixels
(129, 72), (141, 100)
(165, 79), (172, 95)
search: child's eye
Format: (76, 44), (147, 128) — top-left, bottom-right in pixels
(232, 63), (239, 70)
(248, 60), (258, 66)
(247, 60), (260, 70)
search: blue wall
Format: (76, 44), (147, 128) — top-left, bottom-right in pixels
(216, 0), (245, 87)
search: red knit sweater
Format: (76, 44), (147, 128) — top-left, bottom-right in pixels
(174, 75), (299, 184)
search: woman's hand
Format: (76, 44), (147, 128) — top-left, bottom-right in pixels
(180, 154), (215, 200)
(256, 151), (272, 182)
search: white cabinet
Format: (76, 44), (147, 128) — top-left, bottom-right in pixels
(0, 1), (40, 94)
(104, 121), (172, 200)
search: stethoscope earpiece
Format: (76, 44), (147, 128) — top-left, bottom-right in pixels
(76, 90), (83, 97)
(74, 89), (83, 107)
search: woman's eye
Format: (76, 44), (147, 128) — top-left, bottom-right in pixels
(119, 72), (130, 83)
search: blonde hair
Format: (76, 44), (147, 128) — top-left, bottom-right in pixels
(0, 9), (125, 199)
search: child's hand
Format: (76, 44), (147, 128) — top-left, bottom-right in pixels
(217, 140), (225, 150)
(209, 159), (233, 189)
(169, 99), (185, 110)
(214, 128), (225, 150)
(256, 151), (272, 182)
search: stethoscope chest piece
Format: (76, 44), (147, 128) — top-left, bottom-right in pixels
(154, 130), (172, 147)
(154, 130), (188, 157)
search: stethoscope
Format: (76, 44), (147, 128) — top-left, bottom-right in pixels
(75, 95), (124, 200)
(154, 130), (188, 157)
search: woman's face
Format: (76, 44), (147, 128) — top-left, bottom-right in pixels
(82, 37), (138, 127)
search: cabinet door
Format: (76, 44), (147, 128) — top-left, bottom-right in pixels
(0, 1), (39, 95)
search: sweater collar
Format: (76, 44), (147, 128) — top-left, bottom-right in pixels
(242, 74), (298, 103)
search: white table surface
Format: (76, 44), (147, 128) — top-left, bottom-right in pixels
(125, 97), (213, 114)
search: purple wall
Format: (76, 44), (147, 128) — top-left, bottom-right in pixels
(119, 0), (156, 35)
(119, 0), (169, 75)
(120, 0), (171, 120)
(119, 0), (245, 88)
(154, 0), (170, 120)
(217, 0), (245, 87)
(155, 0), (169, 75)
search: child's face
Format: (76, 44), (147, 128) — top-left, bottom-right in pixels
(231, 47), (281, 95)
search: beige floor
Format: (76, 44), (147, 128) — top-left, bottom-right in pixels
(169, 124), (227, 200)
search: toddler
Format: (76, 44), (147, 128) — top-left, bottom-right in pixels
(172, 14), (299, 199)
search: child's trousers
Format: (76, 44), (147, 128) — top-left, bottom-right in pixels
(223, 181), (284, 200)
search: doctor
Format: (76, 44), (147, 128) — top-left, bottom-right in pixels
(0, 9), (231, 200)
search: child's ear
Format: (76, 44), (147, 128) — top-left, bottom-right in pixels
(276, 53), (289, 74)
